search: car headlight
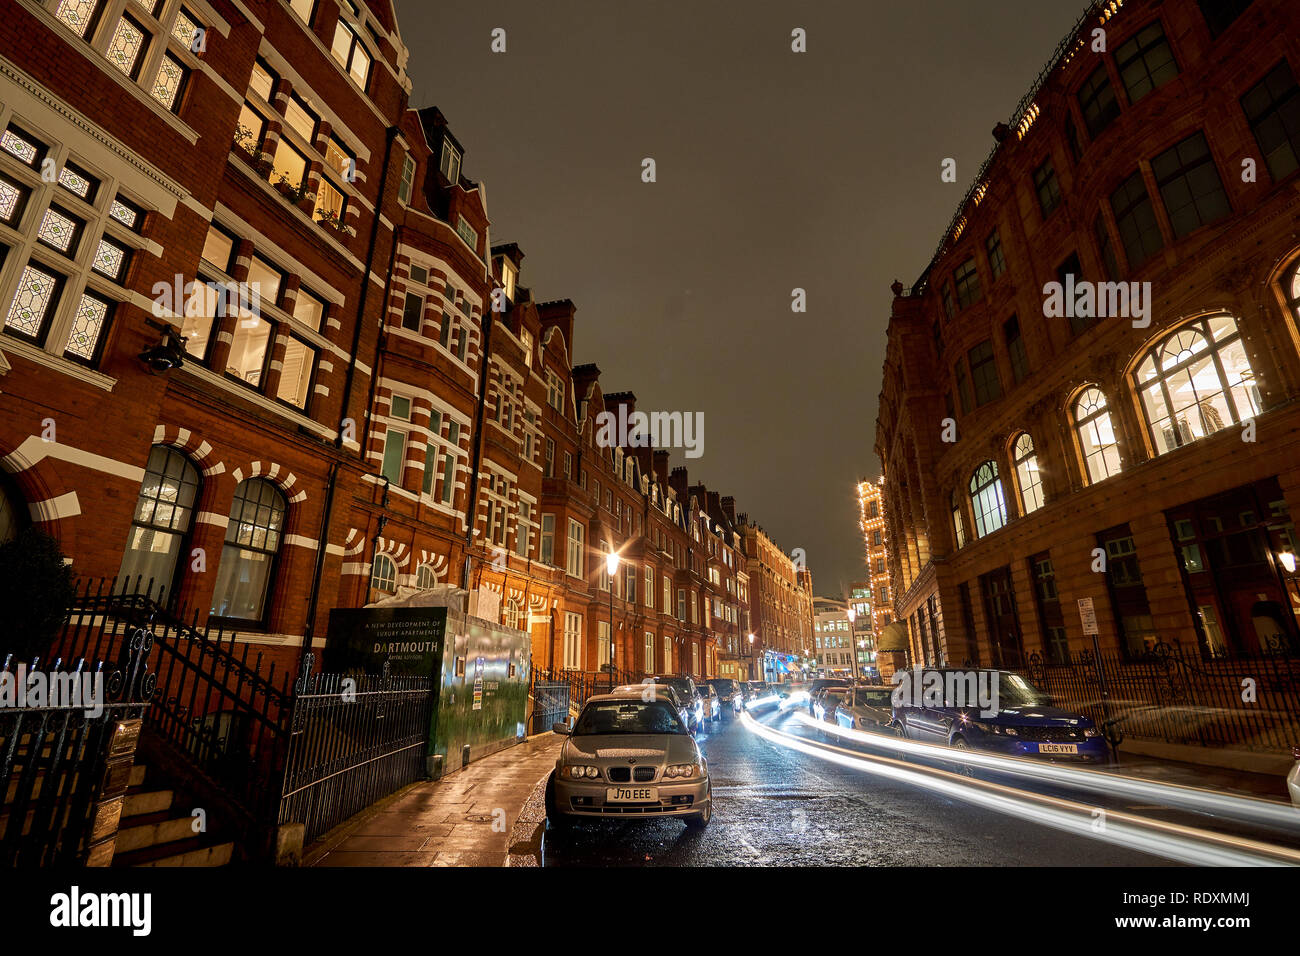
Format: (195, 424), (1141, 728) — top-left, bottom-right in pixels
(1084, 727), (1101, 738)
(565, 765), (600, 779)
(665, 763), (696, 778)
(974, 722), (1017, 736)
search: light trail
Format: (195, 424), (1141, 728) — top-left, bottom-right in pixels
(796, 712), (1300, 835)
(740, 710), (1300, 866)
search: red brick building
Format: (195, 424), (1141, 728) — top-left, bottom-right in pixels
(874, 0), (1300, 670)
(0, 0), (795, 684)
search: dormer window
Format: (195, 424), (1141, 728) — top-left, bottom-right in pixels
(501, 260), (517, 302)
(440, 141), (462, 185)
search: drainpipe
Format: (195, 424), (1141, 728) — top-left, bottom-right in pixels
(300, 461), (339, 671)
(460, 300), (494, 591)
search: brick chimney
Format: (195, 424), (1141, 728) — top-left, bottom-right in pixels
(653, 450), (670, 486)
(669, 466), (689, 500)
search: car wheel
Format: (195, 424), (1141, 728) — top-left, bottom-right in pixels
(950, 736), (977, 778)
(544, 772), (569, 830)
(685, 794), (712, 830)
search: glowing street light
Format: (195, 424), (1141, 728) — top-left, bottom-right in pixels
(606, 547), (620, 690)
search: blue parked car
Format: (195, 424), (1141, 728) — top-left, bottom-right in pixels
(892, 667), (1108, 763)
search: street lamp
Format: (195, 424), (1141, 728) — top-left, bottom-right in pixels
(846, 607), (859, 682)
(747, 633), (755, 682)
(606, 548), (620, 690)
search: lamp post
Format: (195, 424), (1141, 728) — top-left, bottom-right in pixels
(847, 607), (859, 682)
(747, 632), (755, 682)
(606, 548), (620, 691)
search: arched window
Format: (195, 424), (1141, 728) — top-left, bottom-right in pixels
(1133, 315), (1260, 455)
(969, 461), (1007, 538)
(414, 563), (437, 590)
(211, 478), (286, 621)
(371, 553), (397, 593)
(951, 490), (967, 549)
(1013, 434), (1045, 515)
(503, 597), (522, 630)
(118, 445), (200, 597)
(1073, 387), (1121, 484)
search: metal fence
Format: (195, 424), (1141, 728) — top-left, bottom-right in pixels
(1028, 642), (1300, 753)
(279, 656), (435, 847)
(0, 626), (154, 865)
(534, 665), (639, 715)
(530, 679), (570, 735)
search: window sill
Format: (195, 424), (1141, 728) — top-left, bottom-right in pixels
(0, 336), (116, 391)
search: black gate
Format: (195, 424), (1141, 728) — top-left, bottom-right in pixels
(530, 679), (570, 734)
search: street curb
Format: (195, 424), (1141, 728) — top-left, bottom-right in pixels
(507, 773), (552, 868)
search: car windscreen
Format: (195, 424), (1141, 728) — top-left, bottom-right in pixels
(996, 673), (1052, 708)
(856, 689), (893, 707)
(573, 701), (686, 735)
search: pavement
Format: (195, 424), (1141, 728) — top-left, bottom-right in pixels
(306, 733), (563, 867)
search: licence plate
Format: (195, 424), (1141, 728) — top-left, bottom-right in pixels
(606, 787), (657, 803)
(1037, 743), (1078, 754)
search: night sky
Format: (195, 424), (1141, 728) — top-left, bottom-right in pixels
(393, 0), (1087, 597)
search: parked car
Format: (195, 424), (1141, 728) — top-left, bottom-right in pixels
(611, 683), (691, 730)
(892, 667), (1108, 763)
(805, 677), (850, 715)
(698, 683), (721, 723)
(834, 685), (899, 734)
(743, 681), (770, 701)
(707, 678), (745, 715)
(811, 686), (849, 723)
(642, 675), (705, 731)
(546, 689), (711, 829)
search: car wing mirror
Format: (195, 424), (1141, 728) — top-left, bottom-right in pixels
(552, 721), (570, 735)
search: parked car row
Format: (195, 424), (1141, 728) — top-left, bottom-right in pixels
(805, 668), (1111, 765)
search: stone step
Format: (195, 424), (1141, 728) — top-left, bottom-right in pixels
(114, 814), (204, 854)
(130, 841), (234, 868)
(121, 789), (173, 818)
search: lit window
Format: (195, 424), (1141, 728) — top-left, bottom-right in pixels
(64, 292), (113, 363)
(325, 137), (353, 181)
(292, 288), (325, 332)
(0, 174), (30, 226)
(271, 139), (308, 191)
(92, 236), (131, 282)
(968, 464), (1006, 538)
(246, 256), (282, 306)
(117, 445), (200, 595)
(951, 490), (967, 549)
(1133, 315), (1259, 455)
(283, 94), (318, 143)
(1, 126), (44, 167)
(55, 0), (100, 37)
(1073, 387), (1122, 484)
(1013, 434), (1045, 515)
(211, 478), (286, 621)
(314, 177), (345, 222)
(248, 59), (276, 101)
(36, 206), (83, 256)
(276, 335), (316, 409)
(152, 53), (187, 111)
(107, 15), (148, 79)
(440, 141), (461, 184)
(201, 224), (235, 272)
(330, 20), (371, 88)
(4, 264), (62, 342)
(172, 7), (202, 48)
(227, 311), (271, 386)
(57, 162), (98, 201)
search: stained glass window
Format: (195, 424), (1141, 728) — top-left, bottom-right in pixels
(55, 0), (99, 37)
(152, 53), (186, 110)
(1, 128), (42, 167)
(65, 292), (111, 362)
(4, 265), (61, 340)
(92, 237), (129, 281)
(36, 206), (82, 255)
(57, 162), (97, 200)
(107, 16), (147, 78)
(0, 174), (29, 226)
(129, 0), (160, 15)
(171, 8), (201, 48)
(110, 197), (142, 230)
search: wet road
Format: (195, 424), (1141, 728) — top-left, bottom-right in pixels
(540, 700), (1180, 866)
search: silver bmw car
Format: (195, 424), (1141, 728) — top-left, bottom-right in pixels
(546, 689), (712, 829)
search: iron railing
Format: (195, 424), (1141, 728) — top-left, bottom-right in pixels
(1027, 642), (1300, 753)
(0, 623), (154, 865)
(530, 679), (570, 735)
(533, 665), (640, 714)
(45, 577), (295, 829)
(279, 656), (435, 847)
